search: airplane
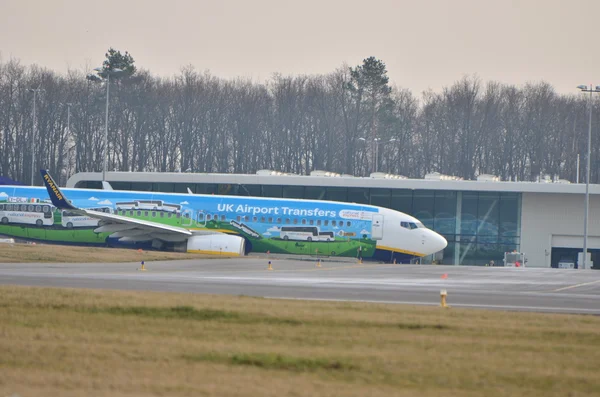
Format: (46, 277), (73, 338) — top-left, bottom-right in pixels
(0, 170), (447, 261)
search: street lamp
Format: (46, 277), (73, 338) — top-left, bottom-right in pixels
(87, 67), (124, 181)
(60, 102), (73, 137)
(28, 88), (44, 185)
(576, 84), (600, 270)
(61, 102), (74, 182)
(359, 137), (397, 173)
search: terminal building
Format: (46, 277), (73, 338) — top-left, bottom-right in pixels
(67, 171), (600, 269)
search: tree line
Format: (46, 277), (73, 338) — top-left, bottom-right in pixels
(0, 52), (598, 186)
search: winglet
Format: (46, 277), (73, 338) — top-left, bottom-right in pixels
(40, 169), (77, 210)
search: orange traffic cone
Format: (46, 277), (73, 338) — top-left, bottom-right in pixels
(441, 273), (448, 279)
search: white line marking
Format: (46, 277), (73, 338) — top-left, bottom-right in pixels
(552, 279), (600, 292)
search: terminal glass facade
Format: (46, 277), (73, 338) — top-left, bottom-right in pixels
(75, 180), (521, 265)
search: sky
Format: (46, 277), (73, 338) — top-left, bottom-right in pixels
(1, 0), (599, 96)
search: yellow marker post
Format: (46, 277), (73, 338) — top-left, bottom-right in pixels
(138, 260), (147, 271)
(268, 260), (273, 271)
(440, 289), (448, 308)
(316, 258), (321, 268)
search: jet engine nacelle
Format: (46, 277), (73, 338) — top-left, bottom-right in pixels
(186, 234), (245, 256)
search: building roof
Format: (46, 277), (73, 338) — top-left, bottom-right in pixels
(66, 171), (600, 195)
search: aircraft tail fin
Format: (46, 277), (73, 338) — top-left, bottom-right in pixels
(40, 169), (77, 210)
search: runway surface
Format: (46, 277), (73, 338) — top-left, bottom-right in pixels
(1, 257), (599, 314)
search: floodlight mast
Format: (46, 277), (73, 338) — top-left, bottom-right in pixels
(28, 88), (44, 185)
(89, 67), (124, 182)
(576, 84), (600, 269)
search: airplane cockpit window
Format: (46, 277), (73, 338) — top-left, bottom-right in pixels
(409, 222), (418, 230)
(416, 222), (426, 228)
(401, 221), (409, 229)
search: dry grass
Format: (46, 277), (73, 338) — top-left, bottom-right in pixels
(0, 243), (220, 263)
(0, 286), (598, 396)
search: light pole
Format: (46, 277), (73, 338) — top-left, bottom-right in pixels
(28, 88), (44, 185)
(65, 102), (72, 135)
(359, 137), (397, 173)
(87, 67), (124, 181)
(61, 102), (73, 182)
(576, 84), (600, 270)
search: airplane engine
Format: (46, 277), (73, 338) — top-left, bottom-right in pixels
(186, 234), (245, 256)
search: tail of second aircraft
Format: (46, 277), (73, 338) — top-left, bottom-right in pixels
(40, 169), (77, 210)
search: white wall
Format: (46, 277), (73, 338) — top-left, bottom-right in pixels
(521, 192), (600, 267)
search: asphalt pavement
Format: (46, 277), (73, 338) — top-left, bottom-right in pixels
(0, 257), (599, 314)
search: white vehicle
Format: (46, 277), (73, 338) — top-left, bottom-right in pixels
(135, 200), (164, 211)
(280, 226), (321, 242)
(162, 203), (182, 213)
(0, 202), (55, 227)
(318, 231), (335, 242)
(557, 258), (575, 269)
(61, 207), (111, 228)
(115, 201), (138, 211)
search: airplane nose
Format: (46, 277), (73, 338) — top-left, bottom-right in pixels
(428, 230), (448, 254)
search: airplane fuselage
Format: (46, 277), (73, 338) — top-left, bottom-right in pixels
(0, 185), (447, 261)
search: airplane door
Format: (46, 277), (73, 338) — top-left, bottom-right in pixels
(181, 209), (193, 227)
(371, 214), (384, 240)
(195, 210), (207, 227)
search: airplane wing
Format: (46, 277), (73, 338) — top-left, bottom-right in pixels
(40, 169), (202, 239)
(81, 209), (192, 237)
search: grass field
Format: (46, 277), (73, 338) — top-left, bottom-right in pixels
(0, 243), (221, 263)
(0, 286), (598, 397)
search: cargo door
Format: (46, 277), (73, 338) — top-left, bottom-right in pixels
(371, 214), (384, 240)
